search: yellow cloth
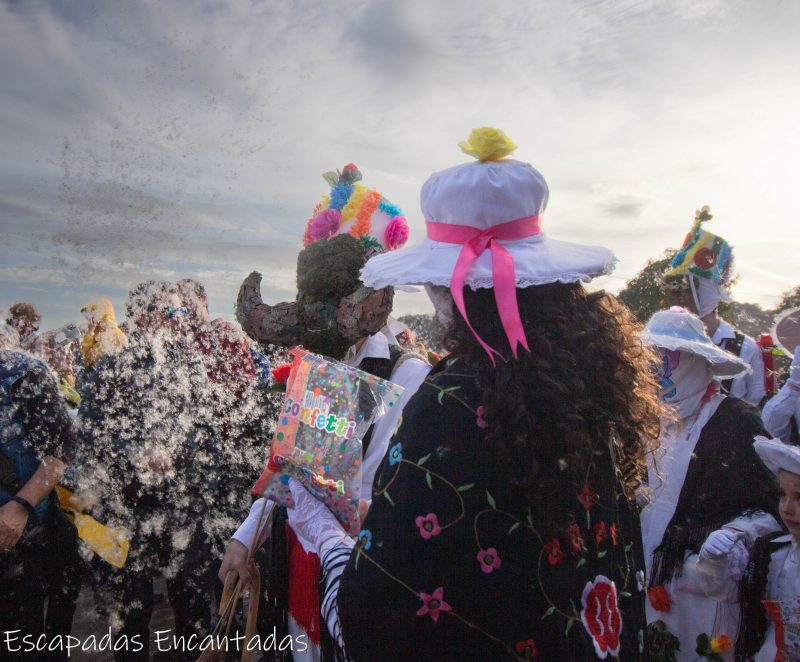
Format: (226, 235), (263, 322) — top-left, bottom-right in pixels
(80, 298), (127, 370)
(58, 379), (81, 407)
(56, 486), (129, 568)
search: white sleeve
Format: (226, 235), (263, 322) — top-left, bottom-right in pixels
(741, 337), (766, 406)
(231, 497), (275, 549)
(360, 357), (431, 495)
(762, 383), (800, 442)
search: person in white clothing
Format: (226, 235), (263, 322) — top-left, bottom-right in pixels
(218, 164), (430, 661)
(662, 206), (765, 407)
(762, 346), (800, 444)
(731, 437), (800, 660)
(639, 308), (781, 661)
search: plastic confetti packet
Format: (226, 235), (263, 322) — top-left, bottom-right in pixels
(252, 350), (404, 533)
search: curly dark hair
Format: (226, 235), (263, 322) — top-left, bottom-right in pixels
(443, 282), (664, 528)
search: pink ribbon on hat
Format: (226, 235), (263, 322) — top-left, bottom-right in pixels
(425, 214), (542, 365)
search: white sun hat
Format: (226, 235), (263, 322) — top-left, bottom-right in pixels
(361, 130), (615, 292)
(360, 128), (615, 363)
(754, 436), (800, 477)
(640, 307), (751, 378)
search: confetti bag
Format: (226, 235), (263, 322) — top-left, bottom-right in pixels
(252, 350), (403, 533)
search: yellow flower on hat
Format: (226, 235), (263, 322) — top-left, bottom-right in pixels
(458, 127), (517, 162)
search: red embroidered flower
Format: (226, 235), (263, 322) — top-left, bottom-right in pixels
(580, 575), (622, 659)
(515, 638), (540, 658)
(594, 521), (607, 545)
(647, 585), (671, 612)
(475, 405), (488, 429)
(477, 547), (502, 574)
(568, 522), (586, 554)
(578, 483), (599, 511)
(343, 163), (359, 172)
(271, 364), (292, 384)
(416, 586), (451, 623)
(609, 522), (618, 546)
(415, 513), (442, 540)
(544, 539), (564, 566)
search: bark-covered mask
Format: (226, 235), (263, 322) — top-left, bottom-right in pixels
(237, 234), (394, 359)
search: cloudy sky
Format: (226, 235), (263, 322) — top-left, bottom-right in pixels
(1, 0), (799, 329)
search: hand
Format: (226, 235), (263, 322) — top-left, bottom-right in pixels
(0, 501), (29, 550)
(699, 528), (742, 560)
(219, 539), (256, 587)
(286, 479), (347, 557)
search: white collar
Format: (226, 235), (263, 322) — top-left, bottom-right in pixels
(343, 327), (400, 367)
(773, 534), (798, 545)
(711, 318), (735, 344)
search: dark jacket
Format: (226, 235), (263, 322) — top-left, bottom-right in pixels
(337, 358), (648, 661)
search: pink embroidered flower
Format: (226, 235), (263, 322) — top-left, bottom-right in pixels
(308, 208), (341, 242)
(610, 522), (619, 546)
(416, 586), (451, 623)
(578, 483), (599, 512)
(594, 521), (607, 545)
(544, 538), (564, 566)
(415, 513), (442, 540)
(477, 547), (502, 574)
(384, 216), (409, 250)
(580, 575), (622, 659)
(475, 405), (488, 429)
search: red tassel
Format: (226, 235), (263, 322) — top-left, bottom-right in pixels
(287, 524), (322, 645)
(758, 334), (777, 396)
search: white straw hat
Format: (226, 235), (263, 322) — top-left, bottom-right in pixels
(641, 308), (751, 378)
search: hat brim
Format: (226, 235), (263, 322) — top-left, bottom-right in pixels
(640, 330), (751, 378)
(360, 234), (616, 290)
(754, 436), (800, 477)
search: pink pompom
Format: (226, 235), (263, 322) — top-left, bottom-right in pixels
(309, 208), (341, 242)
(384, 216), (409, 250)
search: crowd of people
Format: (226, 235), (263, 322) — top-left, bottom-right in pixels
(1, 127), (799, 661)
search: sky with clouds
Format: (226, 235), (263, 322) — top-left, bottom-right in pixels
(1, 0), (799, 329)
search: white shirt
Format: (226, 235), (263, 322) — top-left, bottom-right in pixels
(712, 319), (765, 407)
(233, 329), (431, 550)
(762, 383), (800, 443)
(755, 535), (800, 661)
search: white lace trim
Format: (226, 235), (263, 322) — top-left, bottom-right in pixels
(365, 262), (617, 290)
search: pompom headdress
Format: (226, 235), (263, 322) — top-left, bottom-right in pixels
(664, 206), (733, 288)
(302, 164), (409, 251)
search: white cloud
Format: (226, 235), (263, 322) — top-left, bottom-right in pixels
(1, 0), (799, 330)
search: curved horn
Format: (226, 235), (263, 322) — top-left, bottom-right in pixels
(336, 285), (394, 343)
(236, 271), (303, 347)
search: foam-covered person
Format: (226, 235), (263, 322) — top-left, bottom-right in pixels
(5, 302), (41, 352)
(79, 297), (127, 372)
(1, 322), (81, 661)
(639, 308), (781, 660)
(78, 281), (221, 662)
(662, 207), (765, 407)
(221, 164), (430, 661)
